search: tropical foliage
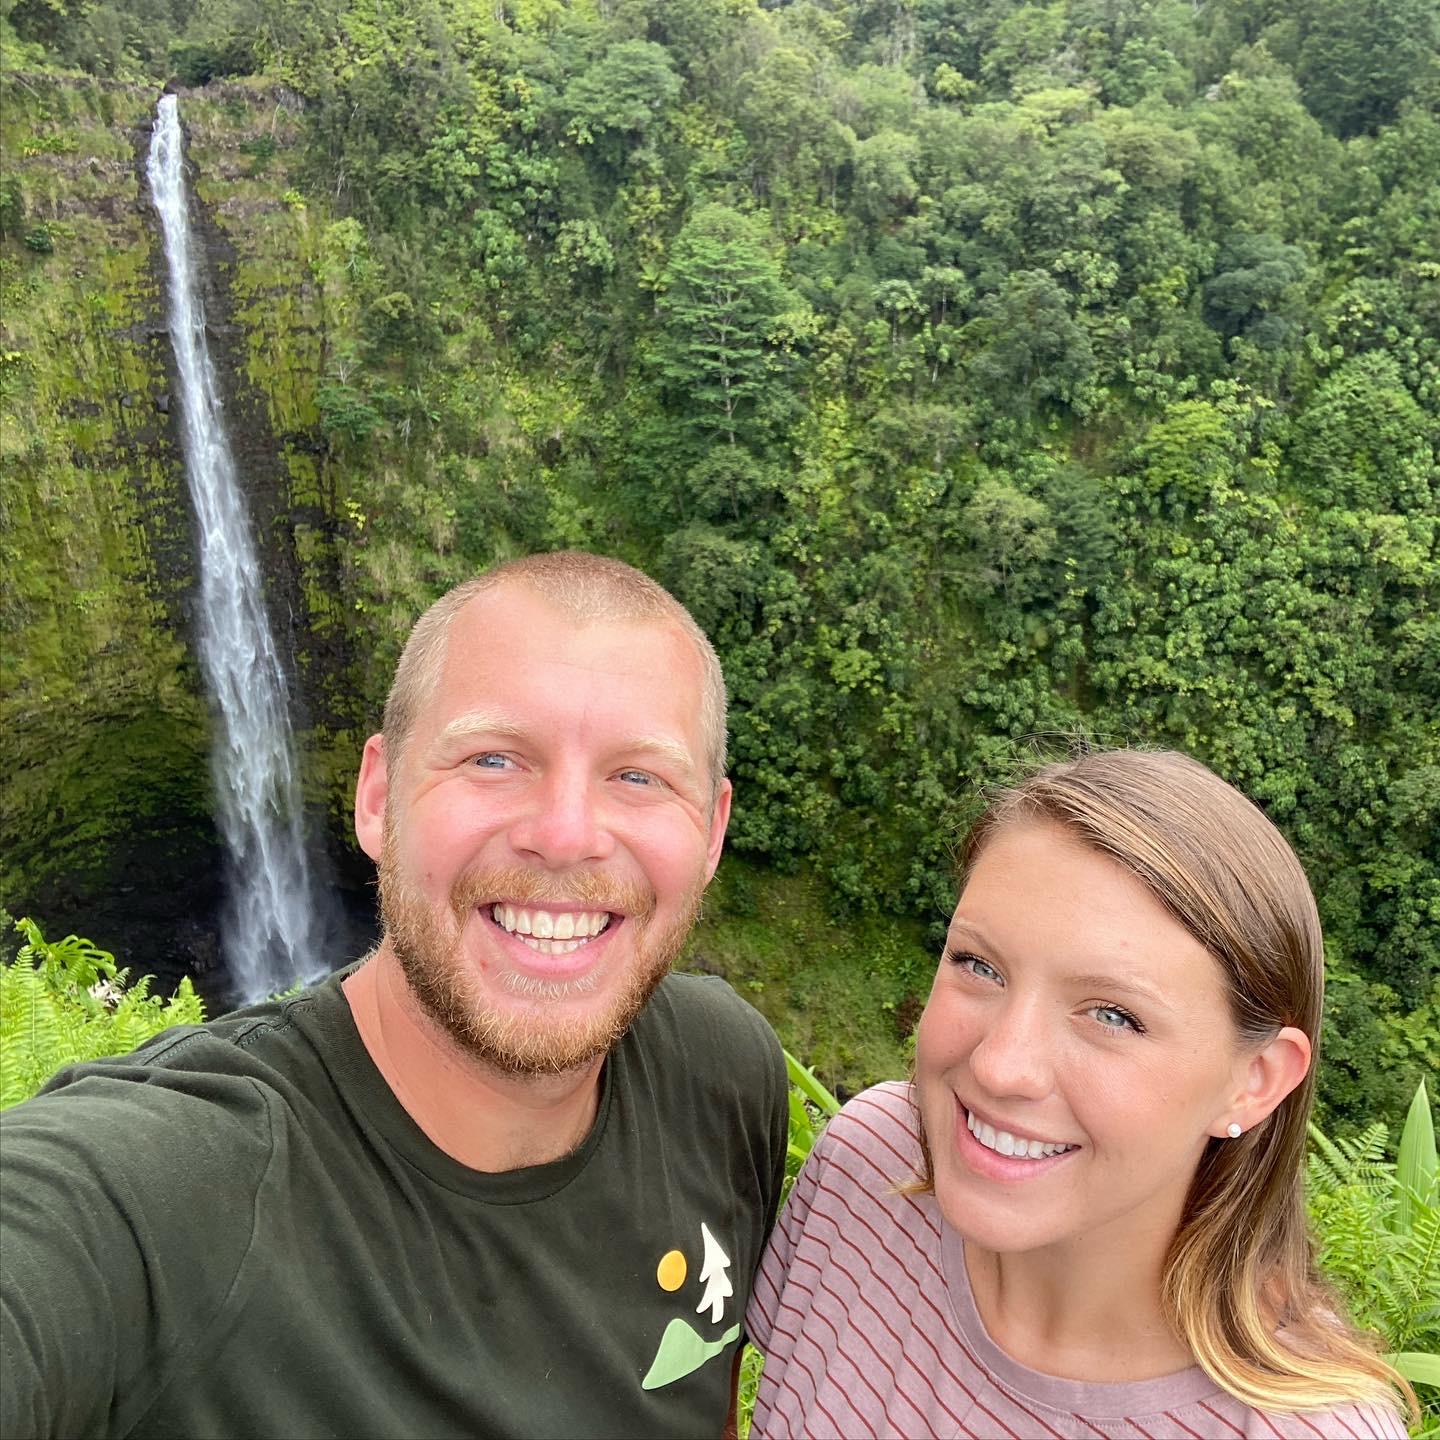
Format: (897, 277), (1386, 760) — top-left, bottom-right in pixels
(2, 0), (1435, 1134)
(1309, 1079), (1440, 1432)
(0, 917), (205, 1109)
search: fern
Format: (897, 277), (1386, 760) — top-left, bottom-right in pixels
(0, 917), (206, 1111)
(1309, 1084), (1440, 1431)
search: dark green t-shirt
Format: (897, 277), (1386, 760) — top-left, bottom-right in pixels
(0, 969), (787, 1439)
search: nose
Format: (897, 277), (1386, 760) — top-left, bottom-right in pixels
(506, 765), (616, 870)
(967, 995), (1053, 1102)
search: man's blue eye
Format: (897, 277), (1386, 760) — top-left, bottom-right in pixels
(473, 753), (511, 769)
(617, 769), (655, 786)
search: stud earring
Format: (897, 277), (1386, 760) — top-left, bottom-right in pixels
(1226, 1122), (1243, 1139)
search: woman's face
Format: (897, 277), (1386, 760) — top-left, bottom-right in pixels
(914, 819), (1253, 1262)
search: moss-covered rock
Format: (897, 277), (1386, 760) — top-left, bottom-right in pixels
(0, 76), (222, 979)
(0, 75), (381, 983)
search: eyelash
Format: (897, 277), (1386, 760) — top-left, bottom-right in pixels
(944, 950), (1147, 1035)
(1088, 1004), (1146, 1035)
(946, 949), (1001, 982)
(468, 756), (663, 788)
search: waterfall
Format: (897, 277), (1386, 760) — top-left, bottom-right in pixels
(147, 94), (323, 1003)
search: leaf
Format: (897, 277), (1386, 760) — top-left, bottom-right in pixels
(1390, 1352), (1440, 1388)
(784, 1049), (841, 1118)
(1397, 1079), (1438, 1236)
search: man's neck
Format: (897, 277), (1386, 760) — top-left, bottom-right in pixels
(342, 945), (605, 1172)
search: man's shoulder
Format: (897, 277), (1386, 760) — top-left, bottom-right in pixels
(8, 971), (350, 1148)
(644, 971), (781, 1060)
(630, 972), (786, 1112)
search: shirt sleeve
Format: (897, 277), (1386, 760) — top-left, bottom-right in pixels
(0, 1069), (276, 1438)
(744, 1107), (832, 1356)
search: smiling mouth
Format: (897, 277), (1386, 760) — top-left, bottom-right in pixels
(966, 1107), (1078, 1161)
(490, 903), (615, 955)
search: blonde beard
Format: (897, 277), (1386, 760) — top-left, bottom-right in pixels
(378, 847), (705, 1077)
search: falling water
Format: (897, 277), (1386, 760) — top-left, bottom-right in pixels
(147, 93), (322, 1002)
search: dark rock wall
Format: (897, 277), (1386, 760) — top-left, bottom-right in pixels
(0, 77), (377, 999)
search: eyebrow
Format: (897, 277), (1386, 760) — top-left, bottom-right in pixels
(432, 712), (699, 778)
(614, 734), (700, 775)
(433, 710), (526, 748)
(1062, 972), (1171, 1010)
(946, 918), (1172, 1010)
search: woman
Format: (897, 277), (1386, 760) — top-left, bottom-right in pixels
(746, 749), (1415, 1439)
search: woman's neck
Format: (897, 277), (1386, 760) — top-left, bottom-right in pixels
(963, 1208), (1196, 1383)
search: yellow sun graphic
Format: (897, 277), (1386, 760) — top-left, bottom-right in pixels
(656, 1249), (687, 1292)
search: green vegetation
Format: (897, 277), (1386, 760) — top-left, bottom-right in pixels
(1309, 1080), (1439, 1389)
(0, 917), (205, 1109)
(2, 1), (1436, 1129)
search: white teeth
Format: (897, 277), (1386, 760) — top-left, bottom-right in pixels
(490, 905), (611, 946)
(966, 1109), (1073, 1161)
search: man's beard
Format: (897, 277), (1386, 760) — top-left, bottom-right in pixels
(377, 842), (705, 1077)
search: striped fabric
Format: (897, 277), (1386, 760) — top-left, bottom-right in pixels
(746, 1083), (1406, 1440)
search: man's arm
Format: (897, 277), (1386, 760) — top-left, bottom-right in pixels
(722, 1345), (744, 1440)
(2, 1092), (163, 1436)
(1, 1074), (273, 1437)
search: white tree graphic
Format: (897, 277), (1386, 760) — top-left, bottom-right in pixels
(694, 1223), (733, 1325)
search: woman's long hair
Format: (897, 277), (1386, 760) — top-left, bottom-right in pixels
(928, 747), (1416, 1421)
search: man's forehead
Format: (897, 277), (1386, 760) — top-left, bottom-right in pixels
(444, 584), (695, 667)
(431, 592), (701, 717)
(450, 580), (666, 635)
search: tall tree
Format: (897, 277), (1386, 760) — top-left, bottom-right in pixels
(654, 204), (797, 447)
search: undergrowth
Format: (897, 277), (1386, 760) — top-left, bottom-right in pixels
(0, 916), (205, 1109)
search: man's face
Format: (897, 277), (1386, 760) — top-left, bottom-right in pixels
(355, 585), (731, 1076)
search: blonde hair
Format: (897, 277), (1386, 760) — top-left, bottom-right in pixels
(381, 551), (728, 795)
(922, 747), (1416, 1423)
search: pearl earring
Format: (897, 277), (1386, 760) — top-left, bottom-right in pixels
(1226, 1122), (1243, 1139)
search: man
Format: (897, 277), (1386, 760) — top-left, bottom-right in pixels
(1, 552), (788, 1439)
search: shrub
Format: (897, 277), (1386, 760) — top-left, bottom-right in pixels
(0, 918), (205, 1110)
(1310, 1080), (1440, 1431)
(0, 177), (24, 241)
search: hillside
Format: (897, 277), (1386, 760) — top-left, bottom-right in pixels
(1, 0), (1436, 1117)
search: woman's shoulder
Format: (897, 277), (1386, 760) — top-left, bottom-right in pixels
(1222, 1396), (1411, 1439)
(805, 1081), (927, 1191)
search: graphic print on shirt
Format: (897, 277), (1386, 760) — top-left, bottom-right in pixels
(641, 1221), (741, 1391)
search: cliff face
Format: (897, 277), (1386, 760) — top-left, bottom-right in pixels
(0, 77), (370, 990)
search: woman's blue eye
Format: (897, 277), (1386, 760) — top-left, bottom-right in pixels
(947, 950), (1002, 984)
(1090, 1004), (1145, 1034)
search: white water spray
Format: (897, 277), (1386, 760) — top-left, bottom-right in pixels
(147, 94), (322, 1001)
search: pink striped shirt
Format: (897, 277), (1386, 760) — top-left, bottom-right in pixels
(745, 1083), (1406, 1440)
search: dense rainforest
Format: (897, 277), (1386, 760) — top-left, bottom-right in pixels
(1, 0), (1436, 1127)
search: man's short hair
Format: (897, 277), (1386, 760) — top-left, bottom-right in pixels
(382, 552), (729, 795)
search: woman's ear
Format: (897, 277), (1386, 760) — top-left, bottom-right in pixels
(1214, 1026), (1312, 1138)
